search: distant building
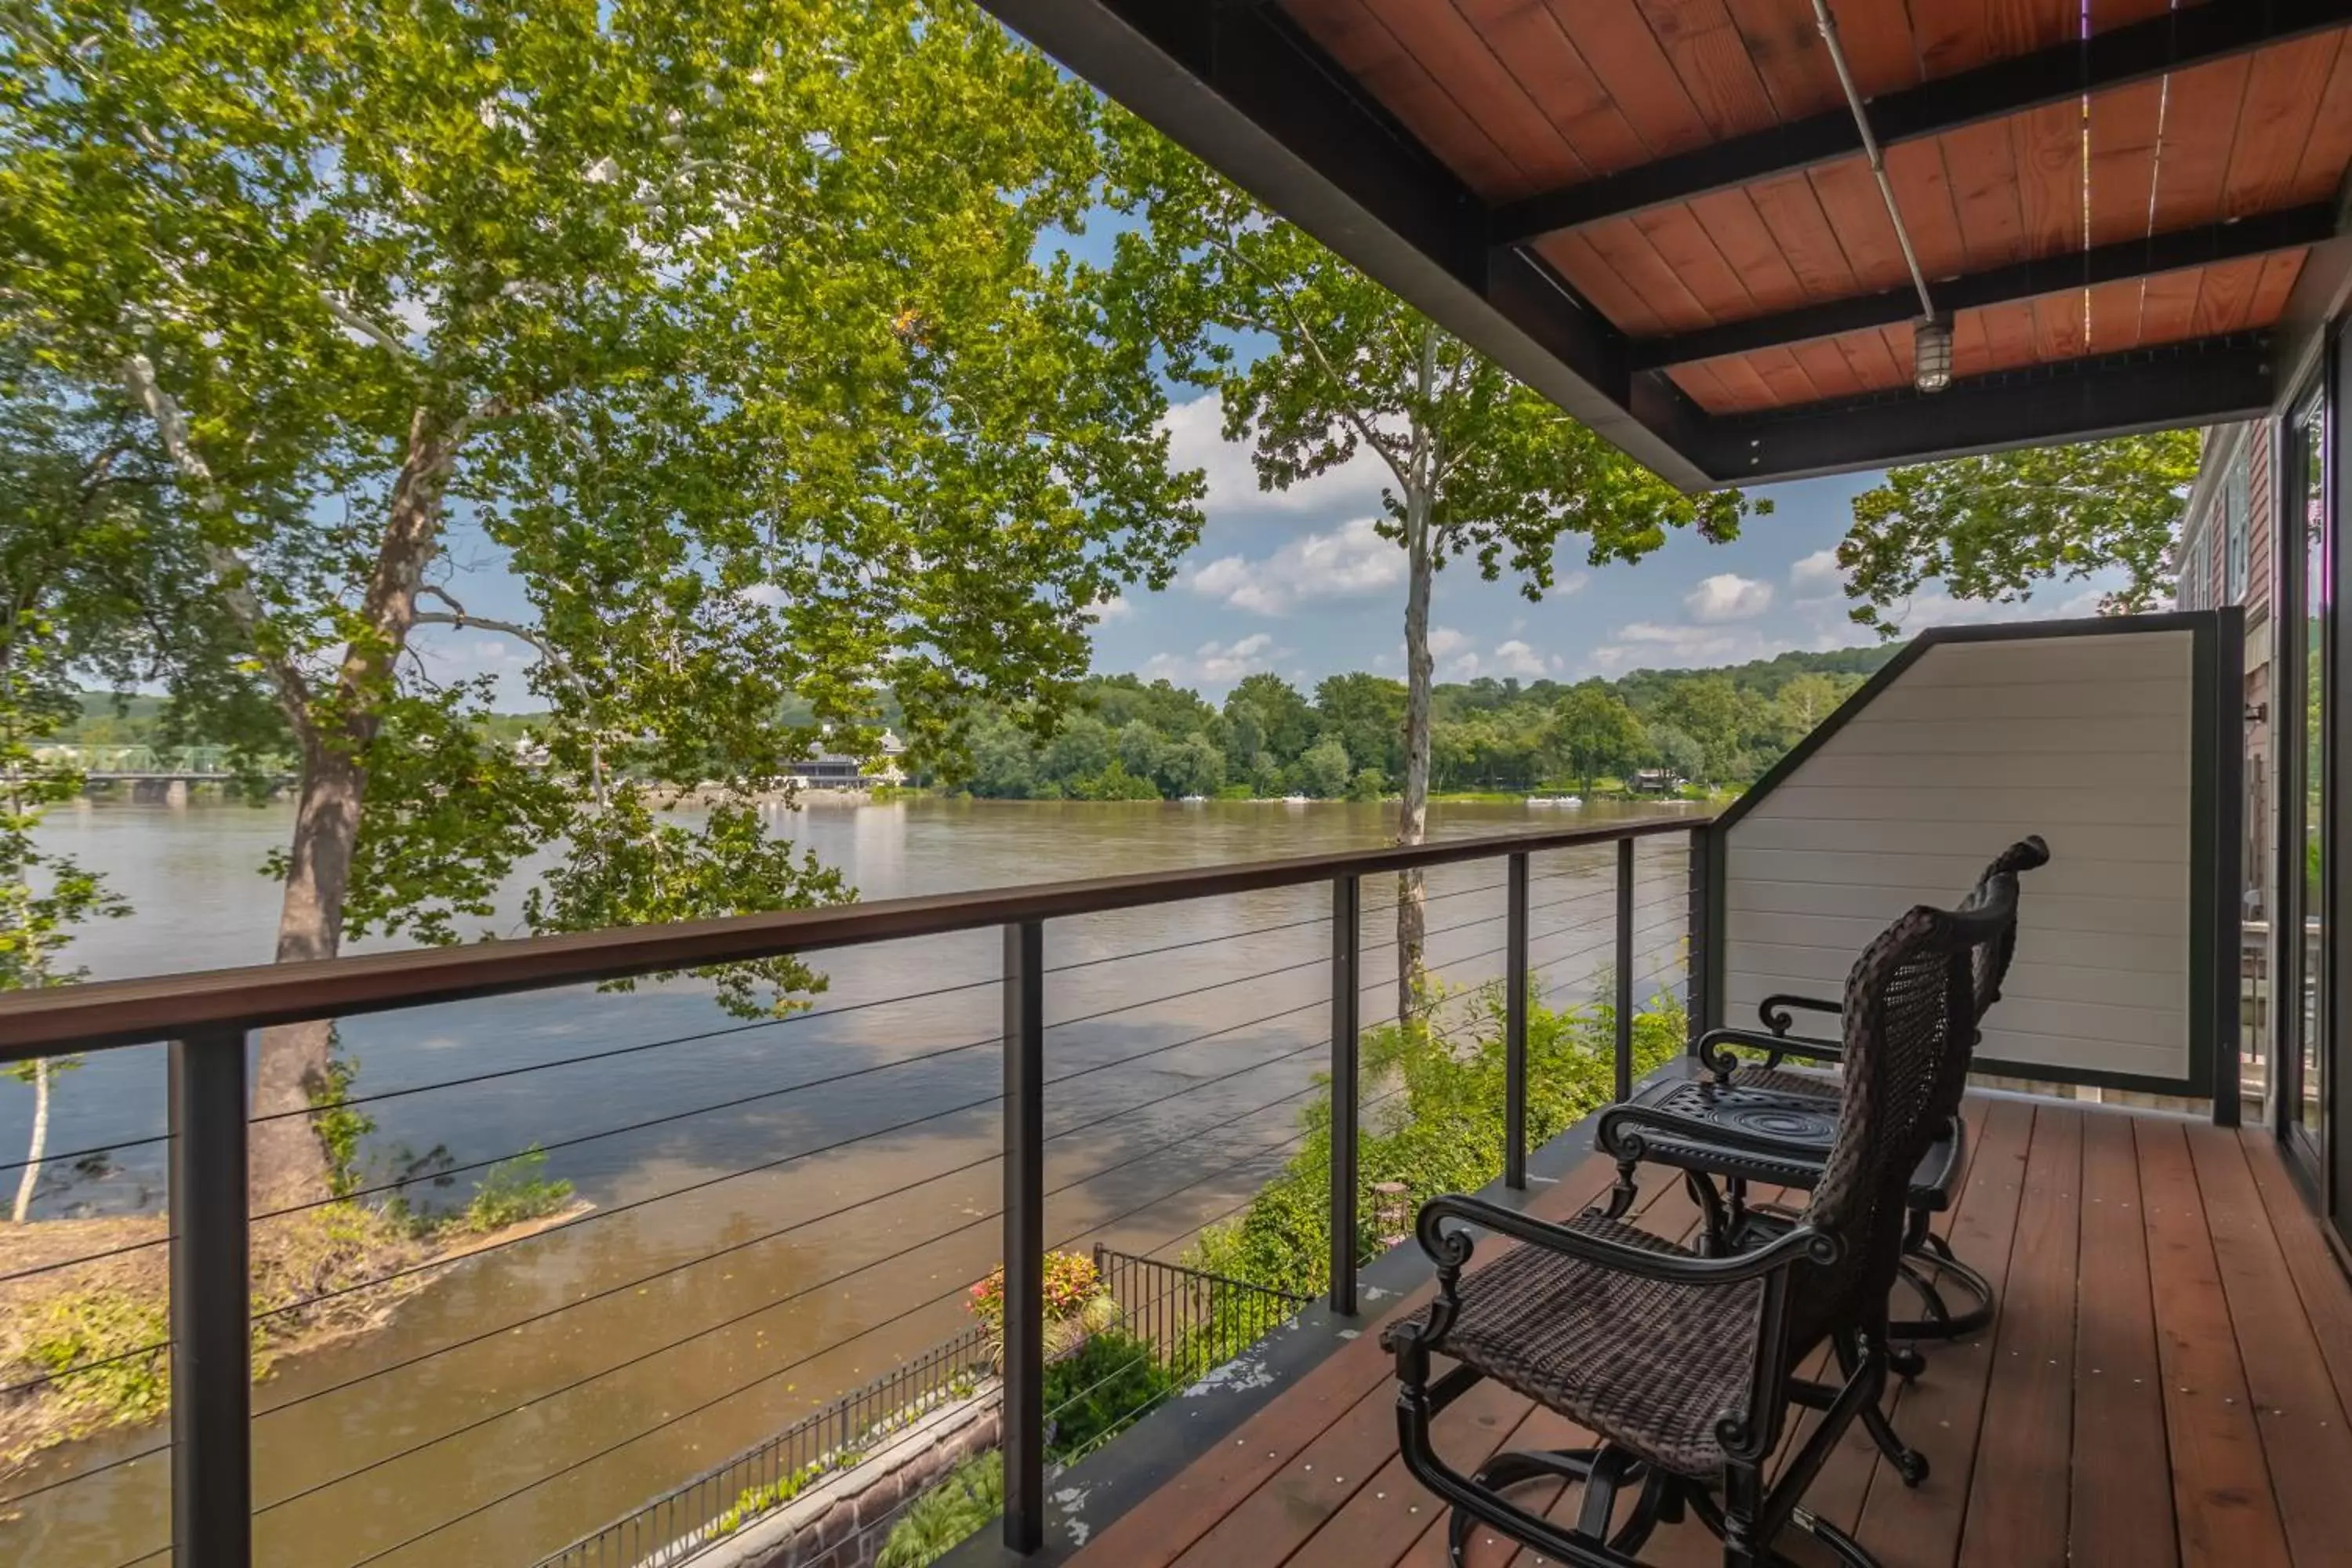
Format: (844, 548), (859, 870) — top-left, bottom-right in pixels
(789, 729), (906, 789)
(1630, 768), (1685, 794)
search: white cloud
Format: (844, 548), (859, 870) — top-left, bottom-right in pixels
(1087, 593), (1133, 623)
(1140, 633), (1286, 689)
(1184, 517), (1405, 615)
(1425, 626), (1471, 660)
(1584, 621), (1782, 674)
(1163, 394), (1385, 517)
(1788, 550), (1842, 598)
(740, 582), (789, 608)
(1489, 639), (1553, 679)
(1683, 572), (1774, 623)
(1553, 571), (1592, 597)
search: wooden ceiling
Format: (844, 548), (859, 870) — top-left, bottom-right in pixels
(1282, 0), (2352, 416)
(981, 0), (2352, 484)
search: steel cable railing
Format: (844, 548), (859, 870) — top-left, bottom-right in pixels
(0, 814), (1711, 1568)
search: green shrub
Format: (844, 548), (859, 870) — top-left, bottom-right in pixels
(877, 1451), (1003, 1568)
(1186, 979), (1686, 1305)
(1043, 1329), (1178, 1461)
(459, 1146), (573, 1232)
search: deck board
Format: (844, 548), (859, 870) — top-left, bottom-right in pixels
(1066, 1099), (2352, 1568)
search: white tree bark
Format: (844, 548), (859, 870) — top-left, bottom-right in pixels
(12, 1058), (50, 1224)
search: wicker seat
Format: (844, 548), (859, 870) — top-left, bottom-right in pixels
(1388, 887), (2005, 1568)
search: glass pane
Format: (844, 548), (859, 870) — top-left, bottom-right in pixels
(2297, 407), (2328, 1143)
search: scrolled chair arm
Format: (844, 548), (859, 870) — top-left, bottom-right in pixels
(1595, 1100), (1838, 1169)
(1695, 1024), (1846, 1083)
(1757, 991), (1845, 1040)
(1413, 1193), (1842, 1294)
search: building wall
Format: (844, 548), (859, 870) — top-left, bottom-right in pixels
(1721, 629), (2198, 1087)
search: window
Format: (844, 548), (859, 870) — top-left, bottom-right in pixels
(2225, 444), (2251, 604)
(2180, 529), (2208, 611)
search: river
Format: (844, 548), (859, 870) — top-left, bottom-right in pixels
(5, 795), (1695, 1568)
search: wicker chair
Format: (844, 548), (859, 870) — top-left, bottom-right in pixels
(1594, 837), (2049, 1359)
(1385, 889), (2003, 1568)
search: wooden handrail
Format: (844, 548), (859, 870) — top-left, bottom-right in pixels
(0, 815), (1708, 1058)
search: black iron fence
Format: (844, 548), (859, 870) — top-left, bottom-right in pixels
(0, 817), (1703, 1568)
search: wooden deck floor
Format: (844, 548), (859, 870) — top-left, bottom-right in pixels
(1069, 1098), (2352, 1568)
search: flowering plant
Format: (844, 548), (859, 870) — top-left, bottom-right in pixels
(968, 1250), (1120, 1363)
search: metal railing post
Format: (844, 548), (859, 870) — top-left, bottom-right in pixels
(1615, 837), (1636, 1102)
(1504, 851), (1530, 1189)
(1686, 826), (1713, 1051)
(169, 1026), (252, 1568)
(1328, 874), (1359, 1316)
(1000, 920), (1045, 1553)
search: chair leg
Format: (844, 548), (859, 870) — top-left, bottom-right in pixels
(1591, 1157), (1640, 1220)
(1786, 1506), (1883, 1567)
(1834, 1330), (1929, 1487)
(1891, 1232), (1997, 1341)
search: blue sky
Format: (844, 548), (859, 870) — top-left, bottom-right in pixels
(414, 394), (2115, 708)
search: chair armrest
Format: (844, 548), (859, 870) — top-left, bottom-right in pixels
(1697, 1025), (1844, 1083)
(1596, 1100), (1835, 1170)
(1759, 992), (1843, 1037)
(1414, 1192), (1840, 1289)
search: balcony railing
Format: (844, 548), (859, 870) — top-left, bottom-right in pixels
(0, 816), (1702, 1568)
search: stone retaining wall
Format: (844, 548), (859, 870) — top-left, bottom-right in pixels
(683, 1380), (1002, 1568)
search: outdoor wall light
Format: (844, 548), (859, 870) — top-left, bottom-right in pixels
(1912, 315), (1954, 393)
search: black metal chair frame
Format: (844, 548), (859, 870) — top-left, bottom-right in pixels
(1389, 893), (2007, 1568)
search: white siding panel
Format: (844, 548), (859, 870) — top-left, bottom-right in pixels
(1720, 630), (2197, 1087)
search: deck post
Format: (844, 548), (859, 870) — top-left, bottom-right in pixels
(1000, 920), (1045, 1552)
(1504, 851), (1530, 1188)
(1616, 837), (1636, 1102)
(1329, 873), (1359, 1316)
(169, 1027), (252, 1568)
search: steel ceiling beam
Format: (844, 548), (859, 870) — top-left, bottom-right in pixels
(1495, 1), (2352, 244)
(1629, 204), (2339, 370)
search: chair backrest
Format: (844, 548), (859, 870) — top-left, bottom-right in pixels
(1955, 835), (2049, 1024)
(1791, 884), (2012, 1348)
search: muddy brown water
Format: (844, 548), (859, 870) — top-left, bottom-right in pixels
(7, 797), (1693, 1567)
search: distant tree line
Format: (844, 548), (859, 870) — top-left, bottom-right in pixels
(950, 645), (1896, 802)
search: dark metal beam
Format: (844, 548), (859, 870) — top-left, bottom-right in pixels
(1696, 332), (2276, 483)
(971, 0), (1712, 489)
(1631, 205), (2338, 371)
(1497, 1), (2352, 243)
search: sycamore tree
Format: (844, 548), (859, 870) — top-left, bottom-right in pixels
(2, 0), (1202, 1202)
(1103, 118), (1762, 1013)
(1836, 432), (2198, 635)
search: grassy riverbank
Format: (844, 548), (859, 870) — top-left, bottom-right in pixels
(0, 1162), (582, 1477)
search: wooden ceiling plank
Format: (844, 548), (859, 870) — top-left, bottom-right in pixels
(1700, 350), (1781, 408)
(1530, 230), (1671, 334)
(1937, 118), (2031, 270)
(2290, 32), (2352, 199)
(1787, 335), (1868, 399)
(1286, 0), (1534, 198)
(1806, 158), (1915, 294)
(1359, 0), (1592, 191)
(1987, 0), (2082, 63)
(1577, 213), (1722, 328)
(2223, 34), (2340, 218)
(1885, 138), (1971, 281)
(2189, 254), (2264, 335)
(1831, 321), (1907, 388)
(1878, 321), (1918, 383)
(2029, 289), (2092, 363)
(2084, 275), (2148, 354)
(2009, 99), (2085, 265)
(1454, 0), (1655, 175)
(1667, 358), (1738, 412)
(1740, 343), (1827, 403)
(1685, 187), (1811, 308)
(1915, 0), (1997, 80)
(1635, 0), (1784, 139)
(2246, 247), (2311, 325)
(1538, 0), (1718, 158)
(1630, 203), (1761, 321)
(1967, 297), (2043, 374)
(1722, 0), (1844, 120)
(2136, 265), (2205, 343)
(2149, 53), (2254, 230)
(1744, 170), (1864, 300)
(2089, 0), (2179, 29)
(1817, 0), (1925, 98)
(2085, 79), (2165, 247)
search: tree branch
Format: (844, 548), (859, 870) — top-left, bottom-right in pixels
(118, 354), (314, 725)
(412, 588), (583, 691)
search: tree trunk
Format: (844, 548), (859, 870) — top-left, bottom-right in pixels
(1395, 329), (1441, 1025)
(11, 1058), (50, 1223)
(248, 411), (455, 1207)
